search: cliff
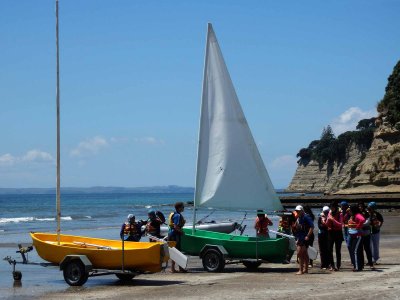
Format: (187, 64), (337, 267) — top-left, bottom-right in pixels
(287, 123), (400, 194)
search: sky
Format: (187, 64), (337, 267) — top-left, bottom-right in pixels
(1, 1), (399, 189)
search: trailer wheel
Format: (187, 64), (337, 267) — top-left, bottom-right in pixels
(115, 273), (135, 281)
(243, 261), (262, 270)
(63, 260), (89, 286)
(202, 249), (225, 272)
(13, 271), (22, 281)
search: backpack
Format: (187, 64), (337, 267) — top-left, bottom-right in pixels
(156, 210), (166, 223)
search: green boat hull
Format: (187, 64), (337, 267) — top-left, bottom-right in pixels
(181, 228), (289, 263)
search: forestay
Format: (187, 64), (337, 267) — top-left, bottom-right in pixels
(194, 23), (282, 212)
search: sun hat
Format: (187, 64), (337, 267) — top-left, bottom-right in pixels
(295, 205), (303, 211)
(322, 206), (330, 212)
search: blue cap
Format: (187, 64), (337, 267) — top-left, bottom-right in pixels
(340, 201), (348, 206)
(368, 201), (377, 208)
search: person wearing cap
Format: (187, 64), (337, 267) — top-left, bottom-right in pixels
(340, 201), (352, 258)
(255, 210), (273, 238)
(120, 214), (144, 242)
(293, 205), (314, 275)
(367, 201), (384, 264)
(326, 200), (344, 271)
(318, 206), (330, 269)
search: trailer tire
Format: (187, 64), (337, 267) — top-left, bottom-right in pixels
(115, 273), (135, 281)
(13, 271), (22, 281)
(63, 260), (89, 286)
(202, 249), (225, 272)
(243, 261), (262, 270)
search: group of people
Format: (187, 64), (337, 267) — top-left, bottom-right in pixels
(255, 201), (384, 275)
(274, 201), (383, 274)
(119, 201), (186, 273)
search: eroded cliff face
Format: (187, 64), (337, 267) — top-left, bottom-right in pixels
(287, 124), (400, 194)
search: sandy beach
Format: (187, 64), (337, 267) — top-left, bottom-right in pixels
(1, 214), (399, 300)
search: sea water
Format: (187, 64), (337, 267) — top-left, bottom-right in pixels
(0, 192), (300, 297)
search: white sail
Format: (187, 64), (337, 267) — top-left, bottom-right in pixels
(194, 23), (282, 212)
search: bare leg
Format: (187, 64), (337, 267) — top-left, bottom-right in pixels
(296, 245), (304, 275)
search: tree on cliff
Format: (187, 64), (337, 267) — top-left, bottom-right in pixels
(377, 60), (400, 129)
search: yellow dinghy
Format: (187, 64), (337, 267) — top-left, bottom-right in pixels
(31, 232), (169, 273)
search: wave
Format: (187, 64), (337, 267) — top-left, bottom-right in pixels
(0, 216), (73, 224)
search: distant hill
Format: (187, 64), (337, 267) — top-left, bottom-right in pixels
(0, 185), (194, 195)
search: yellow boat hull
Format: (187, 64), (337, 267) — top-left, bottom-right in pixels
(31, 232), (169, 273)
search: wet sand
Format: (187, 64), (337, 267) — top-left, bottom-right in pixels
(2, 214), (399, 300)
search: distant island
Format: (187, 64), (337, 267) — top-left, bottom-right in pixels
(0, 185), (195, 195)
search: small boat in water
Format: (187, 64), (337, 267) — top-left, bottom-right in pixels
(31, 232), (169, 273)
(180, 24), (289, 271)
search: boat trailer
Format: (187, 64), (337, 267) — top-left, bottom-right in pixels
(3, 244), (142, 286)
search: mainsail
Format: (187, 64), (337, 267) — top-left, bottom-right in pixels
(194, 23), (282, 212)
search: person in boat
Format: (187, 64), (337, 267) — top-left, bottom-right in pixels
(278, 211), (295, 264)
(318, 206), (330, 270)
(367, 201), (384, 265)
(326, 200), (344, 271)
(358, 201), (374, 269)
(348, 204), (365, 271)
(168, 202), (186, 273)
(293, 205), (314, 275)
(120, 214), (144, 242)
(145, 209), (165, 241)
(255, 210), (273, 238)
(340, 201), (352, 259)
(303, 205), (315, 268)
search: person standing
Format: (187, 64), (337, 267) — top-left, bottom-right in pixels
(303, 205), (315, 268)
(348, 205), (365, 271)
(145, 209), (165, 240)
(367, 202), (384, 264)
(326, 201), (343, 271)
(278, 211), (295, 264)
(318, 206), (330, 269)
(255, 210), (273, 238)
(168, 202), (186, 273)
(358, 201), (374, 269)
(293, 205), (314, 275)
(340, 201), (351, 258)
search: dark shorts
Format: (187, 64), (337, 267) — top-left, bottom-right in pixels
(296, 239), (310, 247)
(168, 233), (182, 250)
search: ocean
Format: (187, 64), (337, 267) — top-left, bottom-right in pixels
(0, 191), (301, 297)
(0, 192), (289, 242)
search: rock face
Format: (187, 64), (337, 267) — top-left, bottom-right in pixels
(287, 124), (400, 194)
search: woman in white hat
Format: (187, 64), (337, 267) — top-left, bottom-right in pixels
(318, 206), (330, 269)
(293, 205), (314, 275)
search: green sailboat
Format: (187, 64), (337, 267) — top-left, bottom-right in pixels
(180, 24), (289, 271)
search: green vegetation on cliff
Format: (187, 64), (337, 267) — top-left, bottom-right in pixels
(296, 119), (376, 167)
(377, 60), (400, 129)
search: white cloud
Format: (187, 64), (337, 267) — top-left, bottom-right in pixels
(21, 150), (54, 162)
(270, 155), (298, 168)
(70, 136), (109, 157)
(0, 153), (16, 166)
(0, 150), (53, 167)
(331, 107), (376, 135)
(134, 137), (165, 145)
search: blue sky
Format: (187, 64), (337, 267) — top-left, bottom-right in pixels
(1, 1), (399, 189)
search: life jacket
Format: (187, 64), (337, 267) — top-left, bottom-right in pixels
(278, 218), (290, 230)
(124, 223), (139, 236)
(168, 211), (185, 229)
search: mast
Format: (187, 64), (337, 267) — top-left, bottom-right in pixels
(192, 23), (212, 233)
(55, 0), (61, 244)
